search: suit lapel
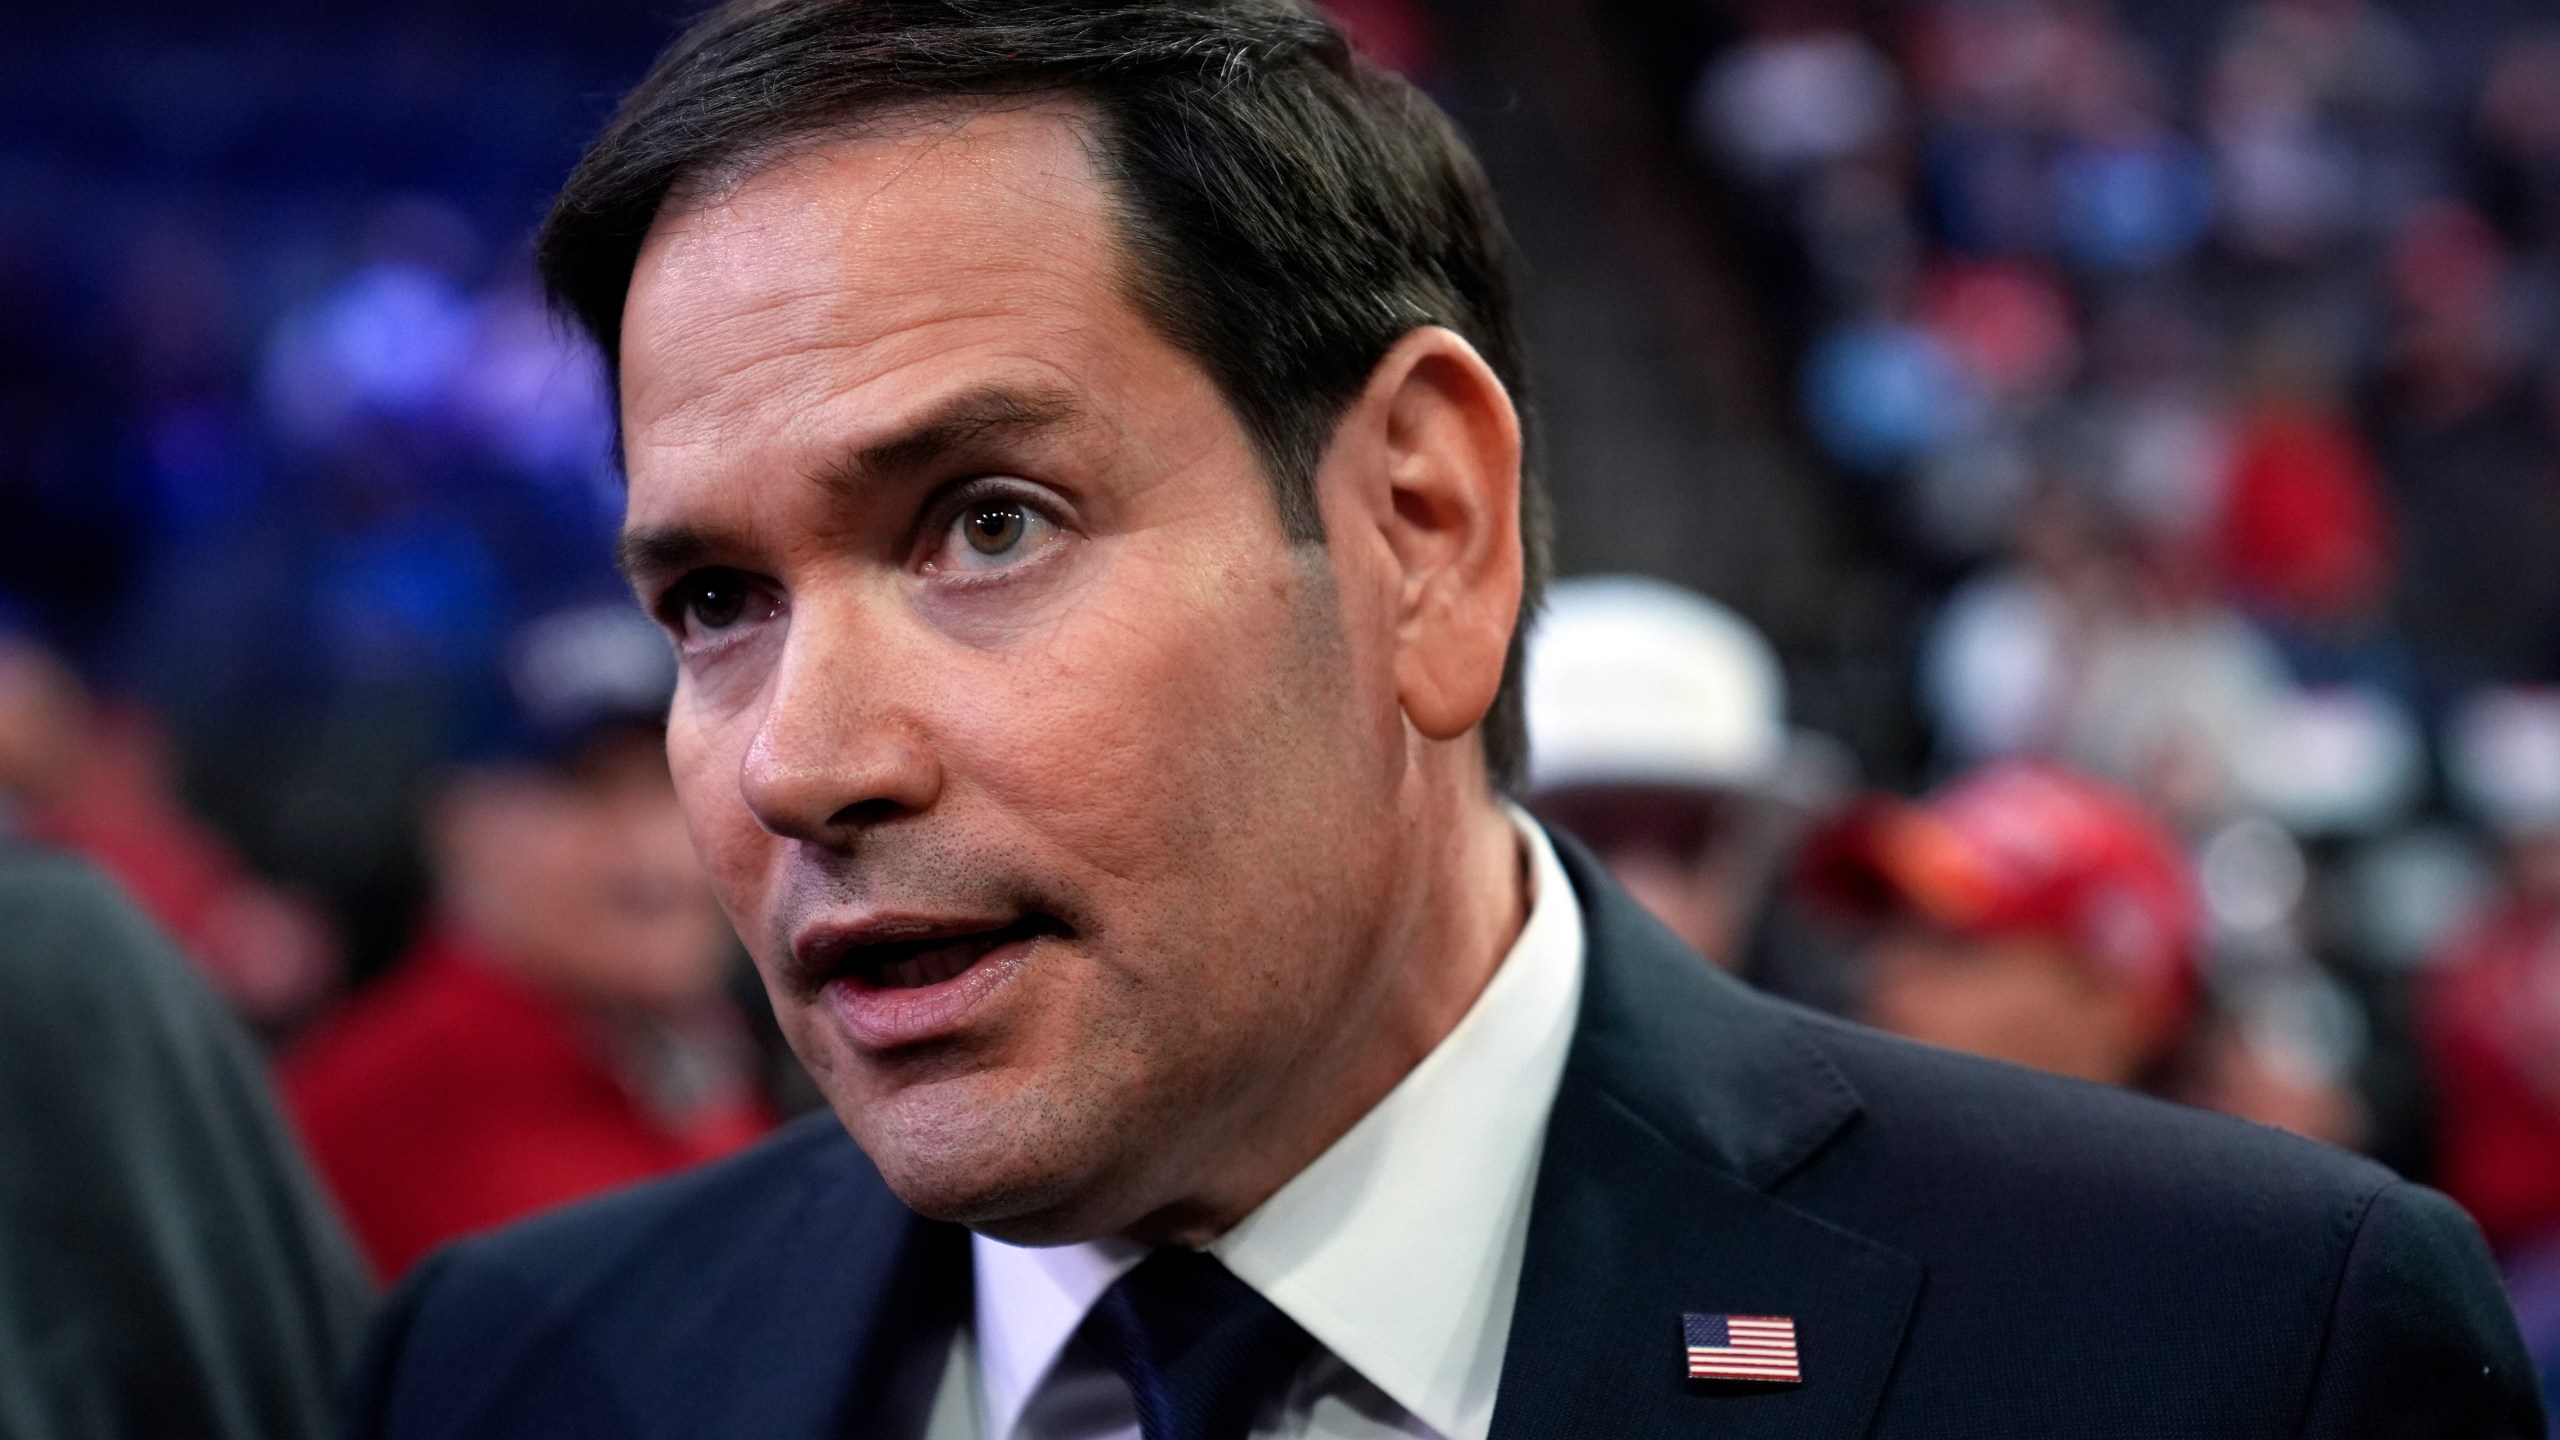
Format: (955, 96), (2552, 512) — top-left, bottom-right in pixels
(579, 1127), (969, 1440)
(1489, 838), (1922, 1439)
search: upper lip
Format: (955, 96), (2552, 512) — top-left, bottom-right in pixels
(785, 912), (1040, 989)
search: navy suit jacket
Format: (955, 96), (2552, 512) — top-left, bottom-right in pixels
(342, 840), (2543, 1438)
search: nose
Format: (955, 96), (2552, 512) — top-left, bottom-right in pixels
(737, 590), (944, 846)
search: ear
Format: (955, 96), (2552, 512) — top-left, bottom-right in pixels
(1324, 327), (1524, 749)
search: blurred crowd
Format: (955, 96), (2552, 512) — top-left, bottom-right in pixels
(0, 0), (803, 1298)
(1666, 0), (2560, 1393)
(9, 0), (2560, 1422)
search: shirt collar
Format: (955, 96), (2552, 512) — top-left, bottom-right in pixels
(973, 811), (1586, 1440)
(970, 1234), (1144, 1440)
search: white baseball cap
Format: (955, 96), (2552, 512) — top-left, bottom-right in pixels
(1524, 576), (1786, 796)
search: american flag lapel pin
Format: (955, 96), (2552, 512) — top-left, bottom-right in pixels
(1683, 1312), (1802, 1385)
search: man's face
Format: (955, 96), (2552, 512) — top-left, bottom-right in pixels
(615, 105), (1420, 1240)
(1530, 784), (1754, 965)
(0, 638), (87, 804)
(438, 736), (735, 1013)
(1862, 924), (2148, 1086)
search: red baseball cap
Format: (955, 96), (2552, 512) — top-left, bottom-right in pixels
(1799, 762), (2203, 1044)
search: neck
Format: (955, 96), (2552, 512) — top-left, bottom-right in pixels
(1128, 765), (1529, 1247)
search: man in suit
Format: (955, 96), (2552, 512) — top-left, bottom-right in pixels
(343, 2), (2542, 1436)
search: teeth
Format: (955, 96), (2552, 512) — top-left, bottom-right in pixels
(878, 941), (986, 989)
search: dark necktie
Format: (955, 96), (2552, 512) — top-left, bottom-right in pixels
(1079, 1248), (1323, 1440)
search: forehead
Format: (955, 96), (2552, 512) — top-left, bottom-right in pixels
(619, 100), (1154, 467)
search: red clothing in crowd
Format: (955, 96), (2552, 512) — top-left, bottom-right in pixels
(2421, 899), (2560, 1252)
(2213, 404), (2395, 624)
(281, 932), (771, 1279)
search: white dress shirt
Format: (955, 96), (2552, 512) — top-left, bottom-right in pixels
(922, 813), (1586, 1440)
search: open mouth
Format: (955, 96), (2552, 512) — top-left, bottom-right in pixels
(835, 914), (1068, 991)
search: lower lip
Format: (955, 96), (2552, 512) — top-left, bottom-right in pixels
(820, 936), (1039, 1049)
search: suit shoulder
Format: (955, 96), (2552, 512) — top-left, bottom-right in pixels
(347, 1113), (942, 1439)
(1785, 1004), (2397, 1219)
(425, 1110), (870, 1291)
(1761, 1009), (2535, 1434)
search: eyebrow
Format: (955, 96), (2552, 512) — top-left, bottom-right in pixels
(615, 525), (720, 590)
(816, 383), (1087, 500)
(614, 383), (1088, 590)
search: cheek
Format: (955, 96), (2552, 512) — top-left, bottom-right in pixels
(920, 537), (1386, 1095)
(944, 539), (1353, 888)
(667, 701), (779, 948)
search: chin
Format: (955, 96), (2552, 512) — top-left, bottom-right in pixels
(838, 1073), (1140, 1241)
(867, 1145), (1104, 1239)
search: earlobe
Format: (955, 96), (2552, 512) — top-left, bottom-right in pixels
(1351, 327), (1524, 747)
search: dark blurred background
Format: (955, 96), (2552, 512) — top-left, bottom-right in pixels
(10, 0), (2560, 1356)
(0, 0), (671, 987)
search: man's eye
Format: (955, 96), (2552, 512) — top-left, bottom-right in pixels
(674, 571), (753, 632)
(964, 502), (1028, 556)
(938, 498), (1058, 571)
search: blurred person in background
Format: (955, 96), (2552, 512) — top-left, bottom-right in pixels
(0, 623), (342, 1033)
(1800, 759), (2369, 1148)
(2435, 686), (2560, 1412)
(2431, 688), (2560, 1256)
(2204, 0), (2426, 267)
(282, 606), (771, 1279)
(1522, 575), (1807, 968)
(1920, 468), (2297, 830)
(1799, 761), (2203, 1088)
(0, 629), (83, 835)
(2369, 199), (2560, 709)
(2209, 331), (2398, 680)
(0, 844), (369, 1440)
(2471, 27), (2560, 257)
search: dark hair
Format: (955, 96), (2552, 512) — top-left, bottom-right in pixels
(539, 0), (1548, 787)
